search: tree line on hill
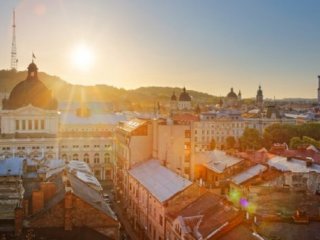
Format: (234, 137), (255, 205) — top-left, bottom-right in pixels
(0, 70), (217, 111)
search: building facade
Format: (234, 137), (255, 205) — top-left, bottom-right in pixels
(0, 62), (116, 181)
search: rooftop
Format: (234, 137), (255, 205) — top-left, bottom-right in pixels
(257, 222), (320, 240)
(268, 156), (320, 173)
(118, 118), (148, 133)
(231, 164), (267, 185)
(129, 159), (192, 203)
(196, 150), (243, 174)
(0, 157), (25, 176)
(67, 160), (92, 174)
(174, 192), (240, 239)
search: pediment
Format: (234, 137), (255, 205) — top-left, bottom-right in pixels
(13, 104), (47, 115)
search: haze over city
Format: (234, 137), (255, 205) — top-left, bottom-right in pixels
(1, 0), (320, 98)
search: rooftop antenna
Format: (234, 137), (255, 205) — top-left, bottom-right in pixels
(10, 10), (18, 70)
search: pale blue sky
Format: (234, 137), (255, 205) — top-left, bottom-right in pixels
(0, 0), (320, 98)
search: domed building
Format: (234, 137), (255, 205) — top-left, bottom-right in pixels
(0, 61), (115, 182)
(0, 61), (59, 159)
(223, 87), (241, 108)
(2, 62), (57, 110)
(170, 87), (192, 112)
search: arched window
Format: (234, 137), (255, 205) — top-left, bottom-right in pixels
(94, 153), (99, 164)
(73, 153), (79, 161)
(62, 154), (67, 161)
(84, 153), (89, 163)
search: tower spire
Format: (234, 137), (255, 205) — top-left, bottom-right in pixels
(10, 10), (18, 70)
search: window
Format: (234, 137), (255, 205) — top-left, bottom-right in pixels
(22, 120), (26, 130)
(104, 153), (110, 163)
(73, 154), (79, 161)
(41, 120), (45, 130)
(84, 153), (89, 163)
(184, 142), (191, 150)
(34, 120), (39, 130)
(159, 215), (163, 226)
(62, 154), (67, 161)
(15, 120), (19, 130)
(28, 120), (32, 130)
(94, 153), (100, 163)
(184, 130), (191, 138)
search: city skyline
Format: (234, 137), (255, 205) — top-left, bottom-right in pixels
(1, 0), (320, 98)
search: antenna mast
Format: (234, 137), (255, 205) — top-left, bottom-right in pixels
(11, 10), (18, 70)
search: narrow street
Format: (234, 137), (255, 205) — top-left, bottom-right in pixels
(104, 187), (140, 240)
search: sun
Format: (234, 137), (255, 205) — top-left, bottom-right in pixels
(71, 43), (95, 71)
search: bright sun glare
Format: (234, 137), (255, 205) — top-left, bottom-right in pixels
(71, 43), (95, 71)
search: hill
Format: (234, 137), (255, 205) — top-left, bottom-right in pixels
(0, 69), (218, 111)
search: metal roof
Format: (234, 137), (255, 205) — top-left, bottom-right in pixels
(67, 160), (92, 174)
(129, 160), (192, 203)
(118, 118), (147, 132)
(268, 156), (320, 173)
(196, 150), (243, 174)
(60, 112), (127, 125)
(76, 171), (103, 191)
(0, 157), (24, 176)
(231, 164), (267, 185)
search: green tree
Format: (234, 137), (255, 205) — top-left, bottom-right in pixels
(240, 128), (263, 150)
(226, 136), (236, 149)
(289, 137), (303, 149)
(263, 123), (299, 145)
(302, 136), (320, 148)
(263, 123), (320, 148)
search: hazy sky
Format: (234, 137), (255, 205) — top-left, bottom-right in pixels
(1, 0), (320, 98)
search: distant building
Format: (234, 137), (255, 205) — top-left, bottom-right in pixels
(256, 85), (264, 108)
(223, 87), (241, 108)
(170, 87), (192, 113)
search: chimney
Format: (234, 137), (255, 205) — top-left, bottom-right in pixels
(32, 190), (44, 214)
(306, 159), (313, 167)
(40, 182), (57, 203)
(14, 207), (24, 236)
(23, 199), (29, 217)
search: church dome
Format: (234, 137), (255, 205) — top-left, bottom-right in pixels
(171, 92), (177, 101)
(2, 62), (57, 110)
(227, 88), (238, 99)
(179, 87), (191, 101)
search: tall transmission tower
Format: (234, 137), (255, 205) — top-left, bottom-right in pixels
(10, 10), (18, 70)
